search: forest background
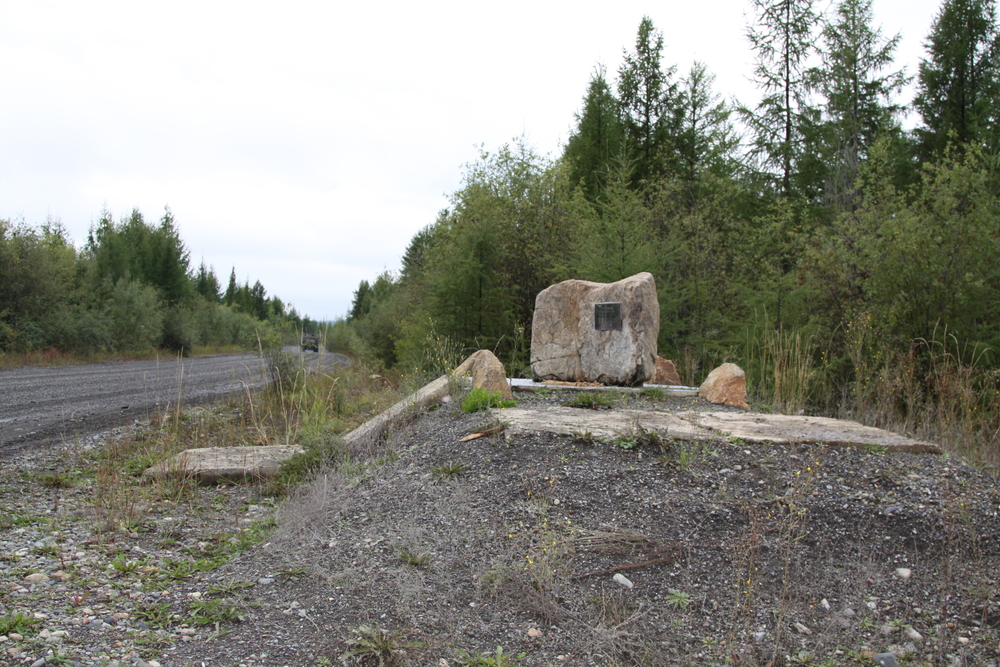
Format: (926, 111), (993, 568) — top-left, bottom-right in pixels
(0, 204), (317, 360)
(3, 0), (1000, 465)
(339, 0), (1000, 465)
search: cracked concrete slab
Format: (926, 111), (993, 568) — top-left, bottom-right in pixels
(495, 406), (942, 454)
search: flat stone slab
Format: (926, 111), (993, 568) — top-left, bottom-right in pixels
(143, 445), (304, 484)
(494, 407), (942, 454)
(496, 407), (711, 442)
(343, 375), (450, 449)
(509, 378), (698, 396)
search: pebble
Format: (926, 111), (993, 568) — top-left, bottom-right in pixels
(613, 573), (633, 589)
(873, 653), (899, 667)
(793, 622), (811, 635)
(258, 577), (275, 585)
(820, 598), (831, 611)
(958, 637), (970, 645)
(527, 627), (542, 637)
(905, 626), (923, 642)
(895, 567), (912, 580)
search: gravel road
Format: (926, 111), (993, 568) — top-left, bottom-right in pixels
(0, 348), (348, 458)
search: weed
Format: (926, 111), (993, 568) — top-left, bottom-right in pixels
(666, 588), (692, 609)
(39, 473), (73, 488)
(433, 461), (470, 481)
(340, 624), (424, 666)
(454, 646), (527, 666)
(188, 598), (246, 625)
(109, 554), (142, 575)
(133, 601), (174, 629)
(639, 387), (664, 399)
(563, 391), (618, 409)
(397, 549), (430, 569)
(462, 387), (517, 413)
(207, 579), (254, 596)
(0, 610), (40, 635)
(278, 564), (309, 581)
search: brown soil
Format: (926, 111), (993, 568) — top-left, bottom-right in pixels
(3, 392), (1000, 667)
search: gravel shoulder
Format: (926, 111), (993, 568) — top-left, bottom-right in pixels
(2, 392), (999, 667)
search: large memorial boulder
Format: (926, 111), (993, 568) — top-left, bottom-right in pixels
(531, 272), (659, 385)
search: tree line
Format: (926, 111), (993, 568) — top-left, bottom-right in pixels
(341, 0), (1000, 413)
(0, 206), (315, 356)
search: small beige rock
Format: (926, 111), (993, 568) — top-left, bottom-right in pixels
(527, 628), (543, 638)
(24, 573), (49, 582)
(699, 363), (750, 409)
(895, 567), (912, 580)
(8, 633), (23, 641)
(793, 622), (812, 635)
(958, 637), (970, 645)
(613, 573), (634, 589)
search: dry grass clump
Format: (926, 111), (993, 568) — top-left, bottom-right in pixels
(744, 315), (1000, 471)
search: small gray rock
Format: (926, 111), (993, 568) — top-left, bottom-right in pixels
(873, 653), (899, 667)
(257, 577), (275, 585)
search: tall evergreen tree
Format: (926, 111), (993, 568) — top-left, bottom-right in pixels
(675, 62), (740, 210)
(617, 17), (681, 186)
(740, 0), (819, 198)
(564, 65), (625, 201)
(810, 0), (908, 212)
(914, 0), (1000, 158)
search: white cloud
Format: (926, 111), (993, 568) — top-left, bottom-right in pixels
(0, 0), (941, 318)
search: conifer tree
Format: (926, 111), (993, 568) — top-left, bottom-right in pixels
(564, 65), (625, 201)
(810, 0), (908, 212)
(740, 0), (819, 198)
(914, 0), (1000, 158)
(617, 17), (681, 186)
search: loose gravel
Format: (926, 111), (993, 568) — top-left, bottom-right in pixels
(2, 392), (999, 666)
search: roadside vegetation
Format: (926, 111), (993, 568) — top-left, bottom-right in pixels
(0, 206), (320, 362)
(329, 0), (1000, 471)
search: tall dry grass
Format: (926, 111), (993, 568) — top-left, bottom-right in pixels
(745, 312), (1000, 470)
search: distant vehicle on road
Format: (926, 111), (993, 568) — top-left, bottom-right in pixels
(301, 334), (321, 352)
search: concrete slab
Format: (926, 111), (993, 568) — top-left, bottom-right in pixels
(497, 407), (714, 442)
(143, 445), (304, 483)
(343, 375), (450, 449)
(684, 412), (943, 453)
(495, 406), (943, 454)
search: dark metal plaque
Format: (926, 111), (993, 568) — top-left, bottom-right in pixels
(594, 302), (622, 331)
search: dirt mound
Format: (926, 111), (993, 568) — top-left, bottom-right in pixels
(164, 393), (1000, 666)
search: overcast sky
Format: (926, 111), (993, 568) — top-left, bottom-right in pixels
(1, 0), (942, 320)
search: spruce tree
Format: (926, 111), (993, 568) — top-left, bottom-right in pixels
(617, 17), (681, 187)
(914, 0), (1000, 158)
(810, 0), (908, 212)
(564, 65), (625, 201)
